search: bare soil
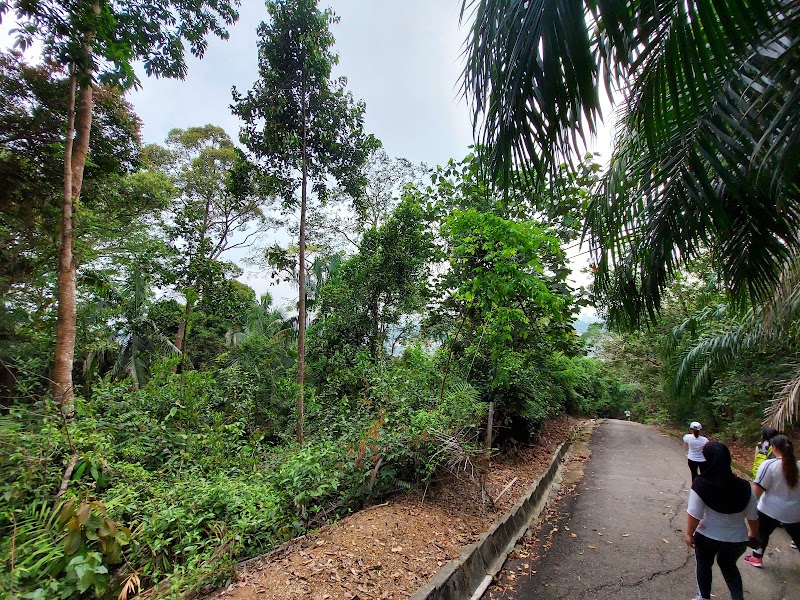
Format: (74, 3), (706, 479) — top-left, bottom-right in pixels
(202, 415), (580, 600)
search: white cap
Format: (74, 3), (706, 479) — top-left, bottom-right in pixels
(690, 421), (702, 430)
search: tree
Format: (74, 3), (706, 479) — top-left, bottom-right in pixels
(232, 0), (377, 443)
(671, 259), (800, 429)
(306, 149), (426, 253)
(1, 0), (240, 415)
(462, 0), (800, 327)
(0, 50), (173, 402)
(311, 195), (435, 361)
(148, 125), (268, 365)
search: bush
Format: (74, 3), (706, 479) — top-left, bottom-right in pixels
(1, 347), (491, 599)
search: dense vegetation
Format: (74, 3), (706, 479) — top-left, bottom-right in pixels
(3, 0), (796, 597)
(0, 3), (629, 598)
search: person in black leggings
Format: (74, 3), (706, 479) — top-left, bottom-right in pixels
(744, 435), (800, 568)
(683, 422), (709, 481)
(685, 442), (760, 600)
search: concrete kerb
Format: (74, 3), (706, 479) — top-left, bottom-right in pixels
(410, 435), (576, 600)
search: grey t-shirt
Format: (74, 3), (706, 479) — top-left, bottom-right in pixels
(687, 489), (758, 542)
(754, 459), (800, 523)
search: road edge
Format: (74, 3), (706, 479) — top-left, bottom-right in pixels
(410, 430), (577, 600)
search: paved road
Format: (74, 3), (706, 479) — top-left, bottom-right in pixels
(485, 419), (800, 600)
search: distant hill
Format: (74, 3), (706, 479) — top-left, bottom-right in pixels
(573, 317), (601, 334)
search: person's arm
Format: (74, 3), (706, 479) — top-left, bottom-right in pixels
(744, 491), (760, 547)
(686, 513), (700, 547)
(753, 484), (765, 499)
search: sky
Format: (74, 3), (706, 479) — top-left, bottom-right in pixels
(127, 1), (476, 165)
(124, 0), (482, 307)
(1, 1), (606, 321)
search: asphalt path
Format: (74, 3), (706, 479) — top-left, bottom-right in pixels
(485, 419), (800, 600)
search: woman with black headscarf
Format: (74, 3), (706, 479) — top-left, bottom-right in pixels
(685, 442), (760, 600)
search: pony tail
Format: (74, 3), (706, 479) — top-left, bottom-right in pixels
(772, 435), (799, 488)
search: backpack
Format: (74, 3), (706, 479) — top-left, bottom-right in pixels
(752, 445), (773, 478)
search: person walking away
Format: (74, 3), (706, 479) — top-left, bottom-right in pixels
(683, 422), (709, 481)
(685, 442), (759, 600)
(743, 434), (800, 567)
(752, 427), (780, 478)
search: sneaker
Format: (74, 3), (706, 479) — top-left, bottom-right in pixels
(792, 541), (797, 550)
(743, 555), (763, 568)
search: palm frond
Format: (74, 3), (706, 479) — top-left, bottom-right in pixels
(462, 0), (612, 180)
(674, 324), (763, 395)
(464, 0), (800, 326)
(666, 304), (728, 355)
(764, 369), (800, 429)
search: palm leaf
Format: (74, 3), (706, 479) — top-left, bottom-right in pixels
(765, 370), (800, 429)
(464, 0), (800, 326)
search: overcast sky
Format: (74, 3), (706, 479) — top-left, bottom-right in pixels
(2, 1), (605, 319)
(128, 1), (475, 166)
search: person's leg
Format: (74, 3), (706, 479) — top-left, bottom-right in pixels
(783, 521), (800, 549)
(753, 511), (781, 558)
(715, 541), (747, 600)
(689, 460), (699, 481)
(693, 533), (716, 600)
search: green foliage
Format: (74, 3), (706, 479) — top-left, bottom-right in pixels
(2, 1), (240, 90)
(310, 195), (435, 361)
(464, 0), (800, 329)
(0, 344), (495, 598)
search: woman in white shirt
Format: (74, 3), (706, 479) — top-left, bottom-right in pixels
(743, 434), (800, 568)
(685, 442), (759, 600)
(683, 421), (709, 481)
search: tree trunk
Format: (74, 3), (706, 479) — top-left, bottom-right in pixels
(53, 69), (94, 417)
(296, 75), (308, 445)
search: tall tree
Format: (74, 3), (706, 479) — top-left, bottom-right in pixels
(0, 0), (240, 415)
(232, 0), (377, 443)
(148, 125), (268, 363)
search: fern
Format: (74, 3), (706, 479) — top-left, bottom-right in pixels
(1, 499), (65, 592)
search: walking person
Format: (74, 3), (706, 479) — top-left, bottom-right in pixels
(743, 434), (800, 567)
(683, 421), (709, 481)
(752, 427), (780, 478)
(685, 442), (760, 600)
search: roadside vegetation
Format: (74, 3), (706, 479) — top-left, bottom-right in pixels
(2, 0), (797, 597)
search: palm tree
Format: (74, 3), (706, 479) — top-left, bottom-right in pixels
(671, 260), (800, 428)
(113, 269), (179, 388)
(79, 269), (178, 391)
(462, 0), (800, 328)
(224, 292), (294, 353)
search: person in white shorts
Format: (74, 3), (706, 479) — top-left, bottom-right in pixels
(683, 421), (709, 481)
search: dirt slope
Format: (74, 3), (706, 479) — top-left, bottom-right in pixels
(203, 415), (580, 600)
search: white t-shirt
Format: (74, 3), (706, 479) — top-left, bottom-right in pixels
(683, 434), (709, 461)
(754, 459), (800, 523)
(687, 489), (758, 542)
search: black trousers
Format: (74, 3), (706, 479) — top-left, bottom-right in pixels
(689, 459), (704, 481)
(753, 510), (800, 556)
(694, 533), (746, 600)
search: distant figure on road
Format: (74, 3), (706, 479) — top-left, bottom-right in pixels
(751, 427), (780, 478)
(685, 442), (759, 600)
(743, 434), (800, 568)
(683, 421), (709, 481)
